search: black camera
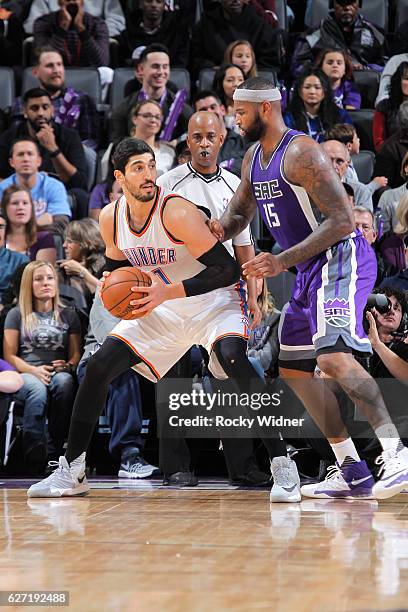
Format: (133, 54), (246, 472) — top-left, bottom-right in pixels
(363, 294), (391, 334)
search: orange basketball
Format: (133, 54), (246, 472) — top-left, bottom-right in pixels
(100, 267), (152, 320)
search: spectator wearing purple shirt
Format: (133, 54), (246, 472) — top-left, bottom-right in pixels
(315, 48), (361, 110)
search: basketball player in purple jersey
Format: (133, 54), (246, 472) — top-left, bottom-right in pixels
(210, 77), (408, 500)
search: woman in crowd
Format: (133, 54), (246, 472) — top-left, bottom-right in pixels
(58, 219), (105, 311)
(223, 40), (257, 79)
(1, 186), (56, 263)
(212, 63), (245, 129)
(374, 61), (408, 152)
(3, 261), (81, 473)
(315, 48), (361, 110)
(130, 100), (175, 174)
(284, 67), (352, 143)
(247, 278), (280, 380)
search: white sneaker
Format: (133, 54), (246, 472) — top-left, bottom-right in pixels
(372, 447), (408, 500)
(270, 456), (301, 503)
(27, 454), (89, 498)
(301, 461), (374, 499)
(118, 456), (159, 479)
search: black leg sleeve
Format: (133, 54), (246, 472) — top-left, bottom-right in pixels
(65, 336), (141, 463)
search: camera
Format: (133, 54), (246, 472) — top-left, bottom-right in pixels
(365, 293), (391, 315)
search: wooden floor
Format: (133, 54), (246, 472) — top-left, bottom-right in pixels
(1, 480), (408, 612)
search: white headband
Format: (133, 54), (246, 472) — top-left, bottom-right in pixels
(233, 88), (282, 103)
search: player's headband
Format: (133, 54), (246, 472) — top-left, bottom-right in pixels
(233, 88), (282, 103)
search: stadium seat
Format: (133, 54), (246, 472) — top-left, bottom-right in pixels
(353, 70), (380, 109)
(306, 0), (388, 30)
(351, 150), (375, 184)
(110, 68), (191, 109)
(349, 109), (375, 152)
(22, 67), (102, 106)
(395, 0), (408, 30)
(0, 67), (15, 110)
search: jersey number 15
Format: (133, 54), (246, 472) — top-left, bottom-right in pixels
(263, 203), (281, 228)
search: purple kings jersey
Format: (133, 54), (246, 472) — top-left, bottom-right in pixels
(250, 129), (321, 271)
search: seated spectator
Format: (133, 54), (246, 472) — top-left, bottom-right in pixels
(315, 48), (361, 110)
(119, 0), (190, 67)
(3, 261), (81, 472)
(0, 138), (71, 236)
(374, 62), (408, 153)
(191, 0), (282, 76)
(0, 358), (23, 393)
(58, 219), (105, 311)
(321, 139), (373, 210)
(88, 152), (123, 222)
(24, 0), (125, 38)
(378, 154), (408, 233)
(111, 44), (193, 144)
(223, 39), (258, 79)
(0, 212), (29, 304)
(284, 68), (352, 143)
(1, 186), (56, 264)
(193, 89), (248, 176)
(12, 47), (100, 151)
(0, 3), (24, 67)
(327, 123), (388, 196)
(247, 278), (280, 380)
(374, 102), (408, 190)
(292, 0), (387, 77)
(32, 0), (109, 68)
(376, 53), (408, 108)
(130, 101), (176, 175)
(175, 139), (191, 166)
(377, 195), (408, 291)
(212, 63), (245, 130)
(77, 290), (158, 479)
(0, 88), (88, 194)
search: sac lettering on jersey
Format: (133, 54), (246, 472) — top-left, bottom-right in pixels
(253, 179), (283, 229)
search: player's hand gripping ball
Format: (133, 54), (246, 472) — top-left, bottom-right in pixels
(100, 267), (152, 319)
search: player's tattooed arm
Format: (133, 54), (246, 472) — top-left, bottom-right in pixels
(278, 137), (354, 270)
(214, 145), (258, 242)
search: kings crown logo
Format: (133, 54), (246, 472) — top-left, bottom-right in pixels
(323, 298), (351, 328)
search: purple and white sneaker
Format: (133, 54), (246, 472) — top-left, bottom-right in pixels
(372, 447), (408, 500)
(300, 460), (374, 499)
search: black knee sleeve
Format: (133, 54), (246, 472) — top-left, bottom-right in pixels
(212, 336), (259, 381)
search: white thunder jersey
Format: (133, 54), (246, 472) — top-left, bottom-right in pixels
(113, 187), (205, 283)
(157, 163), (253, 256)
(108, 186), (249, 383)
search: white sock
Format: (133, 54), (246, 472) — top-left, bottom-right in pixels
(330, 438), (360, 466)
(375, 424), (403, 453)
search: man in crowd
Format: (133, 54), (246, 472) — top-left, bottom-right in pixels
(12, 47), (100, 150)
(191, 0), (282, 76)
(32, 0), (109, 68)
(111, 44), (193, 143)
(120, 0), (190, 68)
(0, 138), (71, 235)
(0, 88), (88, 218)
(321, 140), (373, 211)
(292, 0), (387, 76)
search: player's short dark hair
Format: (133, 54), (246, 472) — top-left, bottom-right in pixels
(112, 137), (155, 173)
(193, 90), (223, 108)
(23, 88), (52, 105)
(139, 44), (170, 63)
(237, 76), (275, 91)
(9, 137), (41, 157)
(327, 123), (356, 145)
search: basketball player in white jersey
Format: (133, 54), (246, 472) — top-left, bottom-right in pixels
(27, 137), (258, 498)
(158, 112), (302, 501)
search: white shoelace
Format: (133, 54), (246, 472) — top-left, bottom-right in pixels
(323, 465), (344, 482)
(375, 450), (404, 479)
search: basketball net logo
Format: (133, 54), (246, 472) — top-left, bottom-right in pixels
(324, 298), (351, 328)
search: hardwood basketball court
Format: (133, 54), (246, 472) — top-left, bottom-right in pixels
(1, 478), (408, 611)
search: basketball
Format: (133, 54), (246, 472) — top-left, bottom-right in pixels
(100, 267), (151, 319)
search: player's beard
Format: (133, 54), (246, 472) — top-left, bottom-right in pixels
(244, 113), (267, 142)
(126, 180), (156, 202)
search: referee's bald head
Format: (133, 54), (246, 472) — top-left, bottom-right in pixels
(187, 112), (224, 169)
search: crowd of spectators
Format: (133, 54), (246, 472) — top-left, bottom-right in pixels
(1, 0), (408, 483)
